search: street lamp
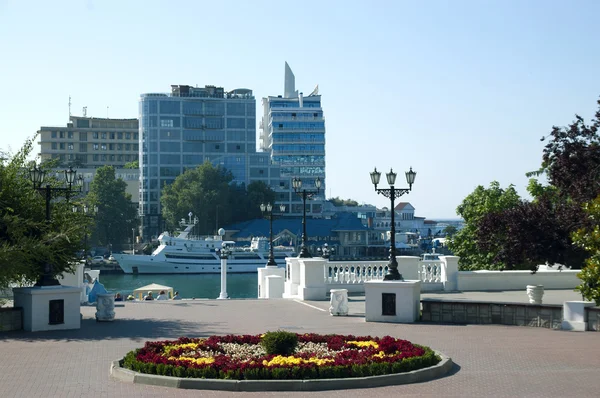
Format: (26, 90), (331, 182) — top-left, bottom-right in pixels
(216, 228), (230, 299)
(292, 177), (322, 258)
(29, 164), (82, 286)
(260, 203), (286, 267)
(72, 204), (98, 261)
(132, 228), (136, 255)
(370, 167), (416, 281)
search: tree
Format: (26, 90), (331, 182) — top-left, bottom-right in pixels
(86, 166), (138, 250)
(542, 99), (600, 205)
(0, 138), (84, 289)
(477, 195), (587, 270)
(124, 160), (139, 169)
(447, 181), (521, 270)
(476, 98), (600, 271)
(328, 197), (359, 207)
(443, 225), (457, 237)
(572, 195), (600, 304)
(161, 162), (276, 235)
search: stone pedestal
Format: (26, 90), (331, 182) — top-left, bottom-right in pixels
(258, 266), (285, 298)
(13, 286), (81, 332)
(95, 293), (115, 322)
(265, 275), (285, 299)
(562, 301), (594, 331)
(329, 289), (348, 316)
(364, 280), (421, 323)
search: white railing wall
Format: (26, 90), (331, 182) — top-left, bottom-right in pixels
(280, 254), (580, 301)
(457, 269), (580, 291)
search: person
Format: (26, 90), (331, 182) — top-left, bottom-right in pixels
(156, 290), (168, 300)
(126, 294), (135, 301)
(172, 291), (181, 300)
(143, 291), (154, 301)
(114, 292), (123, 302)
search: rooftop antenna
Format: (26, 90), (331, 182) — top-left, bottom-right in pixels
(68, 95), (72, 117)
(83, 106), (87, 117)
(106, 106), (109, 118)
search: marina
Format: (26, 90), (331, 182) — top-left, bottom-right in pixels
(100, 272), (258, 299)
(113, 223), (294, 274)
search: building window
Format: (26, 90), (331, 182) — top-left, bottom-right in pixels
(101, 132), (107, 139)
(59, 143), (65, 149)
(93, 144), (99, 150)
(51, 131), (57, 138)
(79, 132), (87, 141)
(67, 132), (73, 139)
(125, 144), (131, 150)
(68, 143), (74, 150)
(51, 142), (57, 150)
(93, 132), (99, 139)
(101, 144), (107, 150)
(59, 131), (65, 138)
(110, 155), (115, 161)
(79, 143), (87, 152)
(118, 132), (123, 139)
(236, 145), (241, 150)
(117, 144), (123, 150)
(126, 133), (131, 139)
(110, 133), (115, 139)
(118, 155), (123, 161)
(259, 169), (264, 175)
(134, 133), (138, 140)
(93, 154), (99, 161)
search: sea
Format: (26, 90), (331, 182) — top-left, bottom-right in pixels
(100, 273), (258, 299)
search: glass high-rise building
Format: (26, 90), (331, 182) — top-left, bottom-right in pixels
(139, 85), (261, 238)
(139, 64), (325, 239)
(259, 62), (326, 216)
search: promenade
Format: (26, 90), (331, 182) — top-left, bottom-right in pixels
(1, 290), (599, 397)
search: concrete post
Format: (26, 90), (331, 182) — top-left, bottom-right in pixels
(440, 256), (459, 291)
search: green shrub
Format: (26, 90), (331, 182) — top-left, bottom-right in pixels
(576, 259), (600, 305)
(260, 330), (298, 356)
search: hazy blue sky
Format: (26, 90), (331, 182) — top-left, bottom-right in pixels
(1, 0), (599, 218)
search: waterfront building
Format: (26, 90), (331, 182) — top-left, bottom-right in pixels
(138, 85), (262, 239)
(38, 116), (140, 199)
(259, 62), (326, 217)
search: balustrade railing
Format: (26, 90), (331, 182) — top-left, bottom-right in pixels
(324, 263), (388, 284)
(418, 260), (442, 283)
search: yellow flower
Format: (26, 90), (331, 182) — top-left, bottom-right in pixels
(347, 340), (379, 349)
(163, 342), (200, 355)
(262, 355), (334, 367)
(169, 356), (215, 365)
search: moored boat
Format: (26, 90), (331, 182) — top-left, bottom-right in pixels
(113, 224), (295, 274)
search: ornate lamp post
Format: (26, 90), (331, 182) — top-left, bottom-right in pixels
(292, 177), (321, 258)
(72, 204), (98, 261)
(370, 167), (416, 281)
(260, 202), (286, 267)
(29, 164), (82, 286)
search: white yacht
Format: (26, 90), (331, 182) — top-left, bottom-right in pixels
(113, 224), (295, 274)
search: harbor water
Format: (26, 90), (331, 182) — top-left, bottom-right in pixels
(100, 273), (258, 299)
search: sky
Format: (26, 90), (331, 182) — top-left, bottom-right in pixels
(1, 0), (599, 218)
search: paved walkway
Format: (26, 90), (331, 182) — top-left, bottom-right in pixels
(1, 292), (599, 397)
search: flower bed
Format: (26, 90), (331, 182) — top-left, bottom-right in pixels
(121, 332), (441, 380)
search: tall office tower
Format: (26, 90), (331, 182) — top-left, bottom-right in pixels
(38, 116), (140, 199)
(260, 62), (326, 216)
(139, 85), (258, 239)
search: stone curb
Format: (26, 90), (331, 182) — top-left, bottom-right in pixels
(110, 351), (453, 391)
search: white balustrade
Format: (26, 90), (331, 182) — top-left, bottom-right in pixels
(419, 261), (442, 283)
